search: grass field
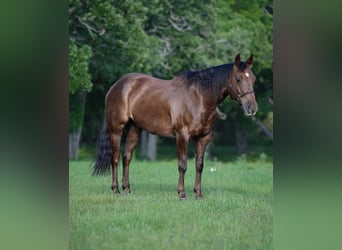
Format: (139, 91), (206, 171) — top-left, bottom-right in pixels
(69, 158), (272, 250)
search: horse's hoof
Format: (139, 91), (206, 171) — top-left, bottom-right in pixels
(111, 185), (120, 194)
(123, 189), (131, 194)
(178, 192), (187, 200)
(122, 185), (131, 194)
(194, 188), (203, 199)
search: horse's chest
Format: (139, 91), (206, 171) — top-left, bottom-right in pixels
(189, 110), (216, 136)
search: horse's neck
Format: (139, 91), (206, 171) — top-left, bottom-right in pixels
(216, 85), (230, 105)
(215, 68), (232, 105)
(200, 88), (229, 117)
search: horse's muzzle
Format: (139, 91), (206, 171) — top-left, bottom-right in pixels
(243, 102), (258, 116)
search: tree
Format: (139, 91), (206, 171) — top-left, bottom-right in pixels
(69, 38), (93, 159)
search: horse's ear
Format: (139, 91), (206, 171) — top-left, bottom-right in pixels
(246, 54), (253, 67)
(234, 53), (241, 67)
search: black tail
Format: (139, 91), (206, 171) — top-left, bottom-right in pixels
(92, 124), (112, 175)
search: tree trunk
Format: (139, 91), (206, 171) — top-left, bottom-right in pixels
(146, 133), (158, 161)
(140, 130), (148, 157)
(140, 131), (158, 161)
(234, 122), (247, 155)
(69, 91), (87, 160)
(69, 129), (82, 159)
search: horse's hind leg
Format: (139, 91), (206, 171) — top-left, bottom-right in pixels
(107, 116), (128, 193)
(108, 130), (122, 194)
(122, 122), (141, 193)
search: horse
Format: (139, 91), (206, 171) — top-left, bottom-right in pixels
(92, 53), (258, 199)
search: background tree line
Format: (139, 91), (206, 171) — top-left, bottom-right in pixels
(69, 0), (273, 160)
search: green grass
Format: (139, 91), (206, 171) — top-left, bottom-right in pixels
(69, 158), (272, 250)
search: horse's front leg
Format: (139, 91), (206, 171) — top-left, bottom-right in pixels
(194, 133), (212, 199)
(176, 133), (189, 199)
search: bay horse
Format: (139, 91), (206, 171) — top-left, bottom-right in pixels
(92, 53), (258, 199)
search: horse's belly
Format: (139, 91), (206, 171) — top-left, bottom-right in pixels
(131, 111), (175, 138)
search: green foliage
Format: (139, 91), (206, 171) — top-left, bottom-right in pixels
(69, 39), (93, 94)
(69, 0), (160, 84)
(142, 0), (217, 77)
(69, 38), (93, 134)
(70, 159), (273, 249)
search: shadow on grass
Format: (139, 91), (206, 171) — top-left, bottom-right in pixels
(102, 182), (270, 201)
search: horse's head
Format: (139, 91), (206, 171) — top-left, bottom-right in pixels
(228, 53), (258, 116)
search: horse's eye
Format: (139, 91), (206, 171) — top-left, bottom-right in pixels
(236, 77), (241, 83)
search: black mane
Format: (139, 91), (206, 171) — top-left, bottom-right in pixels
(178, 63), (234, 99)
